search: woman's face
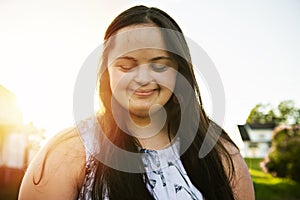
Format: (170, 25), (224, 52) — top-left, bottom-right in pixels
(107, 25), (178, 118)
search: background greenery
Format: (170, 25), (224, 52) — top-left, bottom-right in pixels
(246, 100), (300, 125)
(245, 158), (300, 200)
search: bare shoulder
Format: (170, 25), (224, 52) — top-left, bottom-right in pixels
(19, 127), (86, 200)
(220, 138), (255, 200)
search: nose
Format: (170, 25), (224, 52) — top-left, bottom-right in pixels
(134, 65), (152, 85)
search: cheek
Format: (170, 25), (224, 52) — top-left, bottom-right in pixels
(108, 69), (132, 97)
(109, 70), (124, 91)
(156, 71), (177, 92)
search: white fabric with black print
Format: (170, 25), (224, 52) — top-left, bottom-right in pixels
(140, 138), (203, 200)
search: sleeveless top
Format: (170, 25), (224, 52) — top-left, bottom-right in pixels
(77, 116), (203, 200)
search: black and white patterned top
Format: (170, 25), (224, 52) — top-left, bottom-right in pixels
(77, 116), (203, 200)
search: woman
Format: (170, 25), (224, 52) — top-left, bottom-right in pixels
(19, 5), (254, 200)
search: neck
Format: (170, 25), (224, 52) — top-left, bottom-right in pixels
(137, 123), (172, 150)
(127, 117), (172, 150)
(127, 112), (172, 150)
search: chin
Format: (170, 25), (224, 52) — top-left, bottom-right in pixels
(129, 109), (151, 118)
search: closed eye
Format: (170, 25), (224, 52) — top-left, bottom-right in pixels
(117, 65), (136, 72)
(150, 63), (168, 72)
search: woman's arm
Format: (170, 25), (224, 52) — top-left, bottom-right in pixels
(18, 128), (86, 200)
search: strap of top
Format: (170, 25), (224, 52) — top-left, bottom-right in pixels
(76, 116), (100, 200)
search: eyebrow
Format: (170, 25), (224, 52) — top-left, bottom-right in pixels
(115, 55), (172, 62)
(150, 56), (172, 62)
(115, 56), (137, 62)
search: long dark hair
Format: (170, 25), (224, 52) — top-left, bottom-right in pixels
(94, 5), (237, 200)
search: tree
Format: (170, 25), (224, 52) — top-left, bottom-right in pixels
(277, 100), (300, 125)
(246, 100), (300, 125)
(261, 125), (300, 182)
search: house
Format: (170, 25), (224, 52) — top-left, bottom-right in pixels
(0, 85), (23, 167)
(0, 85), (44, 169)
(237, 123), (275, 158)
(0, 85), (45, 199)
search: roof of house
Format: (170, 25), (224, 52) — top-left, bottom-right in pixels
(238, 124), (275, 142)
(248, 123), (276, 129)
(238, 125), (250, 141)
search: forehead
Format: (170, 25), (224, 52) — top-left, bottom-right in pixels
(107, 25), (167, 63)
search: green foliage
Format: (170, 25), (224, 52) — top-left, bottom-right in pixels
(246, 100), (300, 125)
(262, 125), (300, 183)
(246, 100), (300, 193)
(246, 103), (275, 124)
(245, 158), (300, 200)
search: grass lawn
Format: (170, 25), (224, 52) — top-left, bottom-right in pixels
(245, 158), (300, 200)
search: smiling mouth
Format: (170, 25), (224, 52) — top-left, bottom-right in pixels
(132, 89), (157, 96)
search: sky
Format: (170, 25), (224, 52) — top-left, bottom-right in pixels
(0, 0), (299, 145)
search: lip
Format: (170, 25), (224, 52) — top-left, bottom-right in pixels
(132, 89), (157, 96)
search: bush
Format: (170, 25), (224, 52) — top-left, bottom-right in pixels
(262, 125), (300, 182)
